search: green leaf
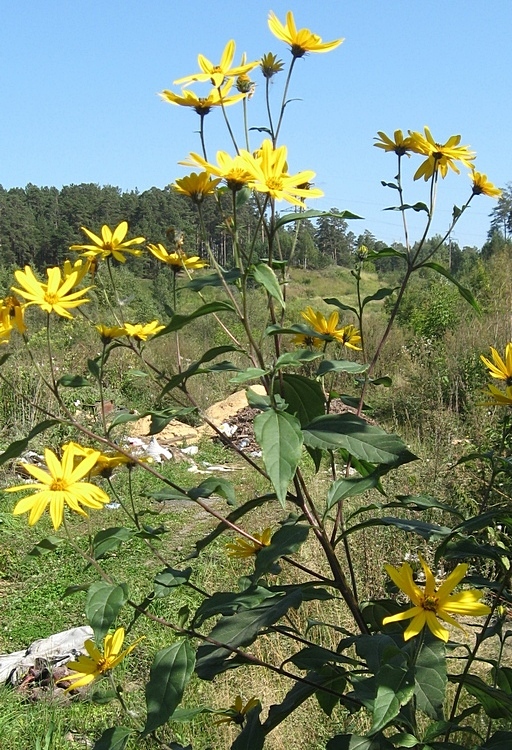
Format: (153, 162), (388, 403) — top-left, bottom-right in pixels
(346, 516), (451, 542)
(414, 636), (446, 719)
(274, 349), (323, 369)
(157, 301), (236, 337)
(92, 727), (133, 750)
(159, 344), (241, 395)
(254, 409), (303, 505)
(448, 673), (512, 719)
(371, 663), (414, 733)
(253, 523), (309, 578)
(326, 734), (395, 749)
(87, 358), (101, 379)
(384, 202), (429, 213)
(274, 208), (362, 231)
(316, 665), (347, 716)
(106, 411), (141, 435)
(186, 268), (241, 291)
(280, 373), (325, 426)
(0, 419), (59, 467)
(153, 565), (191, 598)
(251, 262), (285, 309)
(323, 296), (358, 317)
(93, 528), (135, 560)
(492, 666), (512, 695)
(422, 262), (481, 313)
(142, 640), (196, 736)
(85, 582), (128, 643)
(326, 473), (383, 512)
(196, 590), (303, 679)
(188, 476), (235, 506)
(388, 733), (419, 748)
(192, 586), (276, 627)
(365, 247), (407, 261)
(480, 731), (512, 749)
(58, 374), (90, 387)
(317, 360), (369, 376)
(27, 535), (64, 557)
(303, 413), (417, 467)
(230, 367), (269, 384)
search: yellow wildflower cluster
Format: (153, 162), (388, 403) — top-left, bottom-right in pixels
(293, 306), (362, 350)
(481, 343), (512, 406)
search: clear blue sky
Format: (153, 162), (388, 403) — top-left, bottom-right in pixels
(1, 0), (510, 249)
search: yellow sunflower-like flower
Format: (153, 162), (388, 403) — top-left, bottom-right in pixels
(383, 555), (490, 642)
(96, 324), (128, 343)
(184, 151), (254, 192)
(66, 441), (137, 478)
(160, 80), (246, 116)
(172, 172), (221, 203)
(374, 130), (413, 157)
(174, 40), (258, 88)
(124, 321), (165, 341)
(470, 170), (502, 198)
(214, 696), (260, 725)
(268, 11), (343, 57)
(70, 221), (145, 263)
(0, 294), (27, 335)
(62, 258), (91, 284)
(240, 139), (323, 207)
(408, 127), (476, 181)
(6, 444), (109, 529)
(65, 627), (143, 692)
(12, 266), (91, 319)
(292, 332), (324, 349)
(481, 343), (512, 385)
(298, 307), (361, 348)
(148, 243), (207, 273)
(225, 528), (272, 558)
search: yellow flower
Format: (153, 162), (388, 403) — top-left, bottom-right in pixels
(268, 11), (343, 57)
(70, 221), (145, 263)
(0, 294), (27, 335)
(240, 139), (323, 207)
(470, 170), (502, 198)
(292, 332), (324, 349)
(148, 243), (207, 273)
(184, 151), (254, 192)
(160, 80), (246, 115)
(383, 555), (491, 642)
(64, 441), (136, 478)
(65, 627), (142, 692)
(12, 266), (91, 319)
(337, 324), (362, 351)
(96, 324), (128, 342)
(172, 172), (221, 203)
(299, 307), (361, 348)
(408, 127), (476, 181)
(481, 344), (512, 385)
(124, 321), (165, 341)
(214, 696), (260, 725)
(226, 528), (272, 558)
(174, 40), (258, 88)
(374, 130), (413, 157)
(482, 384), (512, 407)
(6, 444), (109, 529)
(62, 258), (91, 284)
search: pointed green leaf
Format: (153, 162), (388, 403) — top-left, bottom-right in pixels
(154, 568), (193, 599)
(159, 344), (241, 394)
(280, 373), (325, 426)
(87, 358), (101, 379)
(58, 374), (90, 387)
(371, 663), (414, 733)
(93, 528), (135, 560)
(326, 473), (383, 512)
(230, 367), (269, 384)
(365, 247), (407, 261)
(85, 582), (129, 643)
(324, 296), (358, 316)
(317, 360), (369, 376)
(480, 731), (512, 749)
(157, 301), (236, 336)
(27, 535), (64, 557)
(186, 268), (241, 291)
(448, 673), (512, 719)
(188, 476), (235, 506)
(147, 407), (197, 435)
(346, 516), (451, 542)
(92, 727), (133, 750)
(274, 208), (362, 230)
(422, 262), (480, 313)
(106, 411), (142, 435)
(251, 262), (285, 309)
(274, 349), (323, 369)
(414, 636), (446, 719)
(384, 202), (429, 213)
(0, 419), (59, 467)
(254, 409), (303, 505)
(142, 641), (196, 737)
(303, 413), (417, 466)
